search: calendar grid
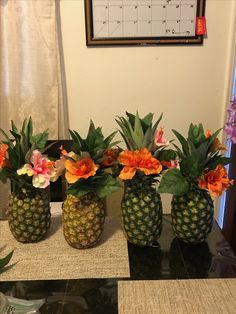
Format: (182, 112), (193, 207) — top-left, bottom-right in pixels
(92, 0), (197, 38)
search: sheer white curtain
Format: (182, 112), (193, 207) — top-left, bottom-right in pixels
(0, 0), (69, 217)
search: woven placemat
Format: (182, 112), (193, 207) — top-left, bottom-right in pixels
(0, 216), (130, 281)
(118, 279), (236, 313)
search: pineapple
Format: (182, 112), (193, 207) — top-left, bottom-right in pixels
(8, 184), (50, 243)
(63, 194), (105, 248)
(171, 188), (213, 243)
(62, 121), (120, 249)
(159, 123), (232, 243)
(122, 177), (162, 246)
(0, 118), (55, 243)
(116, 112), (174, 246)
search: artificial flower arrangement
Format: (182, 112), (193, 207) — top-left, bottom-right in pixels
(159, 123), (233, 243)
(57, 120), (121, 249)
(0, 118), (58, 243)
(225, 96), (236, 143)
(115, 111), (176, 246)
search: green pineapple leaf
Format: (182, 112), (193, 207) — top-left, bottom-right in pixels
(104, 131), (118, 147)
(142, 126), (153, 149)
(206, 156), (231, 170)
(88, 119), (96, 133)
(20, 132), (30, 157)
(180, 155), (203, 178)
(142, 112), (154, 126)
(188, 123), (206, 146)
(158, 168), (189, 195)
(126, 111), (153, 133)
(0, 169), (8, 183)
(67, 179), (93, 197)
(11, 120), (19, 135)
(125, 111), (136, 127)
(69, 129), (82, 154)
(0, 129), (14, 148)
(116, 118), (136, 150)
(155, 149), (177, 161)
(121, 117), (136, 140)
(151, 113), (163, 141)
(189, 140), (209, 164)
(207, 128), (222, 149)
(0, 250), (14, 273)
(153, 113), (163, 130)
(172, 129), (190, 156)
(85, 127), (108, 157)
(116, 111), (163, 151)
(95, 174), (121, 198)
(9, 130), (21, 141)
(21, 118), (28, 137)
(30, 132), (48, 150)
(172, 143), (185, 159)
(133, 112), (144, 149)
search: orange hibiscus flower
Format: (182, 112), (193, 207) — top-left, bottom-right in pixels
(118, 148), (162, 180)
(198, 165), (234, 197)
(65, 157), (98, 184)
(0, 143), (9, 168)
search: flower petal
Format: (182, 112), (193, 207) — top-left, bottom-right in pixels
(65, 171), (80, 184)
(17, 164), (34, 176)
(50, 159), (65, 182)
(198, 165), (233, 197)
(154, 128), (169, 147)
(32, 174), (50, 188)
(0, 143), (9, 168)
(119, 166), (136, 180)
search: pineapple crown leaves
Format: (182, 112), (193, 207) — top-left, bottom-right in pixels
(172, 123), (231, 176)
(159, 123), (231, 196)
(0, 249), (14, 274)
(0, 117), (49, 171)
(67, 173), (121, 199)
(66, 120), (121, 198)
(69, 120), (119, 161)
(115, 111), (163, 152)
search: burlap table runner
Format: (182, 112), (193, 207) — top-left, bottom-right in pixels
(118, 279), (236, 313)
(0, 215), (130, 281)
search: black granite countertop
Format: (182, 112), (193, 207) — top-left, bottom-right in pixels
(1, 215), (236, 314)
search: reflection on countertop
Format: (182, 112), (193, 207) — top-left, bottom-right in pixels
(1, 215), (236, 314)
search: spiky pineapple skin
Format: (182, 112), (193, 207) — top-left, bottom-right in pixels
(171, 189), (214, 244)
(8, 186), (51, 243)
(121, 180), (162, 247)
(63, 193), (105, 249)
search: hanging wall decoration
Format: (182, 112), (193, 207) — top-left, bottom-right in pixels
(85, 0), (206, 46)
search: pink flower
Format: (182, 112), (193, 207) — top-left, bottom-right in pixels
(225, 96), (236, 143)
(154, 127), (169, 147)
(17, 150), (55, 188)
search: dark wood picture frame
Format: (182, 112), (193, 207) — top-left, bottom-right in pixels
(85, 0), (206, 46)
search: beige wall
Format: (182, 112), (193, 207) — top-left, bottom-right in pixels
(60, 0), (236, 214)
